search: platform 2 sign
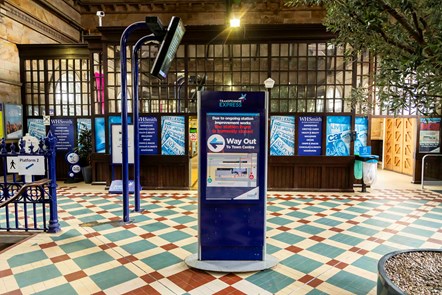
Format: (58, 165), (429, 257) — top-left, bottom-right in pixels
(199, 91), (267, 261)
(7, 156), (45, 175)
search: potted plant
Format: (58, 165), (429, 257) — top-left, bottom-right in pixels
(377, 249), (442, 294)
(74, 127), (93, 183)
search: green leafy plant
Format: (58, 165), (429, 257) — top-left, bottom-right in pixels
(74, 127), (92, 167)
(285, 0), (442, 116)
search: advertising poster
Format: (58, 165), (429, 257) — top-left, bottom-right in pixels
(270, 116), (295, 156)
(50, 118), (74, 151)
(27, 118), (46, 139)
(298, 116), (322, 156)
(4, 104), (23, 139)
(139, 116), (158, 155)
(161, 116), (185, 155)
(77, 118), (92, 138)
(0, 103), (4, 139)
(95, 117), (105, 153)
(419, 118), (440, 153)
(326, 116), (351, 156)
(354, 117), (368, 155)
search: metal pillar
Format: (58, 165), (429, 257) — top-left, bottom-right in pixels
(132, 35), (160, 212)
(120, 21), (149, 223)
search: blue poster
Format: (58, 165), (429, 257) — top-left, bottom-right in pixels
(27, 118), (46, 139)
(354, 117), (368, 155)
(326, 116), (351, 156)
(298, 116), (323, 156)
(139, 116), (158, 155)
(161, 116), (185, 155)
(4, 104), (23, 139)
(50, 118), (74, 151)
(77, 118), (91, 135)
(270, 116), (295, 156)
(95, 117), (105, 153)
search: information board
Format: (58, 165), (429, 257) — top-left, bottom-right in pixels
(206, 112), (260, 199)
(298, 116), (322, 156)
(199, 91), (267, 261)
(139, 116), (158, 155)
(50, 118), (74, 151)
(270, 116), (295, 156)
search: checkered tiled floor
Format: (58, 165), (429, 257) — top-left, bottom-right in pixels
(1, 185), (441, 294)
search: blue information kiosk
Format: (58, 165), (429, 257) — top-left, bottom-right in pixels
(185, 91), (278, 272)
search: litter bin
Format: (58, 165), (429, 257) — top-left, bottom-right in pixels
(355, 154), (379, 192)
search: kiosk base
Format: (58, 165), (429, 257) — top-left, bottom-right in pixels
(184, 253), (278, 272)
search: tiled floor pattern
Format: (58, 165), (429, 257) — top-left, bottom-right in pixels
(0, 187), (441, 295)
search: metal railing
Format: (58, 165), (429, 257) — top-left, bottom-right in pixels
(421, 153), (442, 190)
(0, 133), (60, 232)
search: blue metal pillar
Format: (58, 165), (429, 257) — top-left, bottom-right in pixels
(132, 35), (160, 212)
(120, 21), (149, 222)
(46, 131), (60, 233)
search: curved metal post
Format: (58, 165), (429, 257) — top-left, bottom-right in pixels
(132, 34), (160, 212)
(120, 21), (149, 223)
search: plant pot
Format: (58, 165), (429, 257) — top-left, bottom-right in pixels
(82, 166), (92, 184)
(377, 249), (442, 295)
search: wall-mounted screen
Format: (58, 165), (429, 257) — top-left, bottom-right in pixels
(150, 16), (185, 80)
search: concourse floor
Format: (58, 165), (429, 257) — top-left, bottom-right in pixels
(0, 170), (441, 295)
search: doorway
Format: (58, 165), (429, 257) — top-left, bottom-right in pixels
(189, 116), (198, 189)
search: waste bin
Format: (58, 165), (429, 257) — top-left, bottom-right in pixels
(354, 158), (363, 180)
(355, 154), (379, 192)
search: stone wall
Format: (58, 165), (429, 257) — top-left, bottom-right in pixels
(79, 0), (324, 33)
(0, 0), (82, 104)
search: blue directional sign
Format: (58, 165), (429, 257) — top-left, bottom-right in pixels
(199, 91), (267, 261)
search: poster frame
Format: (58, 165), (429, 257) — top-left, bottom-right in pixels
(4, 103), (23, 140)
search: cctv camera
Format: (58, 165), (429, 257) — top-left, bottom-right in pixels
(96, 11), (105, 17)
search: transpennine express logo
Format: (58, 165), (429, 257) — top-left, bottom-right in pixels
(219, 93), (247, 107)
